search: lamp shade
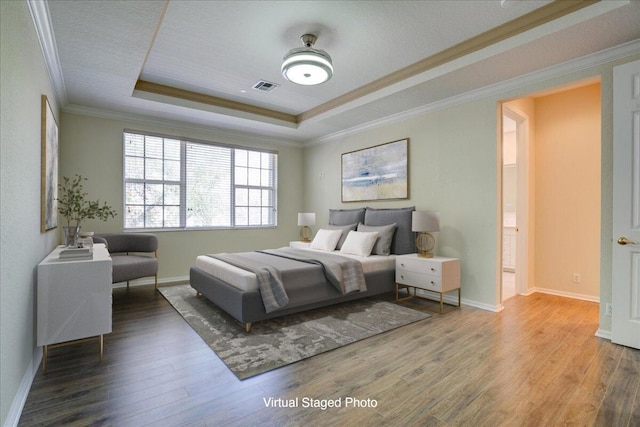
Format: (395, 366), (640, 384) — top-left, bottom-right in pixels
(412, 211), (440, 232)
(297, 213), (316, 226)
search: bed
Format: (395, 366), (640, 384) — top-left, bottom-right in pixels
(189, 207), (416, 331)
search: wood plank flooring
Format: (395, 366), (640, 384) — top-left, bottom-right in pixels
(19, 285), (640, 426)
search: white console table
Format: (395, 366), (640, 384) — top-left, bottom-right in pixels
(37, 243), (112, 372)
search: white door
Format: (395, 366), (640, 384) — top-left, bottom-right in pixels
(612, 59), (640, 349)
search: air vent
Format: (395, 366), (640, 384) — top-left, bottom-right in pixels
(252, 80), (278, 92)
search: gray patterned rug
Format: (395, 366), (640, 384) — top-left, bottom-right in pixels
(160, 284), (430, 379)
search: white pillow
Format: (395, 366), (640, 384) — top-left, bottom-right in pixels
(310, 229), (343, 251)
(340, 231), (379, 257)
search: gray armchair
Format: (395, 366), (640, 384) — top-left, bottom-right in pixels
(93, 233), (159, 290)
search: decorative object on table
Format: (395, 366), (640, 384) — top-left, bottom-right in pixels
(57, 175), (117, 247)
(160, 284), (430, 379)
(341, 138), (409, 202)
(412, 211), (440, 258)
(78, 231), (94, 248)
(41, 95), (58, 232)
(58, 246), (93, 260)
(297, 212), (316, 242)
(282, 34), (333, 86)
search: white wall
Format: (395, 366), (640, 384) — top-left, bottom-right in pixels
(59, 113), (305, 282)
(0, 2), (60, 425)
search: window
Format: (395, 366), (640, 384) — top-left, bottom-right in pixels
(124, 131), (277, 230)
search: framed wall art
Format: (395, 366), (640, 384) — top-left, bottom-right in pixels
(341, 138), (409, 202)
(41, 94), (58, 232)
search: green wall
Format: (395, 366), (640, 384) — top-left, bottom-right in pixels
(59, 113), (305, 283)
(303, 99), (500, 308)
(0, 1), (60, 424)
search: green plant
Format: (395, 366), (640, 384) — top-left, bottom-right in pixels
(57, 174), (117, 228)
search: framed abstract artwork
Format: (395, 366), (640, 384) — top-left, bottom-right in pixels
(41, 94), (58, 232)
(341, 138), (409, 202)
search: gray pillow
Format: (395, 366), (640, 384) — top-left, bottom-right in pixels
(329, 208), (365, 226)
(325, 223), (358, 249)
(358, 223), (396, 256)
(364, 207), (415, 254)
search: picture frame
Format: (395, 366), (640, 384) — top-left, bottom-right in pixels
(341, 138), (409, 202)
(41, 94), (58, 232)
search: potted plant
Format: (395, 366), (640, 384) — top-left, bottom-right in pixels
(57, 174), (117, 247)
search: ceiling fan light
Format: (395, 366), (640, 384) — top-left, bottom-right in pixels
(281, 35), (333, 85)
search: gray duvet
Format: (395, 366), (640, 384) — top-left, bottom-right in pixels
(207, 247), (367, 313)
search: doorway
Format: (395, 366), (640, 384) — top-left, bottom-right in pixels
(499, 80), (601, 309)
(502, 113), (517, 301)
(501, 108), (527, 303)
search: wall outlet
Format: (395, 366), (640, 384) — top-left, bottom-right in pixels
(573, 273), (581, 283)
(606, 303), (612, 316)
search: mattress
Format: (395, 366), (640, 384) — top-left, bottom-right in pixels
(195, 247), (396, 292)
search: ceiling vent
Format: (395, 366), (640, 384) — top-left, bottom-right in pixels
(252, 80), (278, 92)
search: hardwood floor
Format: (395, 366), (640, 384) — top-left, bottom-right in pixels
(19, 285), (640, 426)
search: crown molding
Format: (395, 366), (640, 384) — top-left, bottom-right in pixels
(298, 0), (601, 124)
(27, 0), (67, 106)
(62, 104), (303, 148)
(305, 39), (640, 146)
(133, 80), (299, 126)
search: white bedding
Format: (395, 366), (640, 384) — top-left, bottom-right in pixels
(195, 247), (396, 292)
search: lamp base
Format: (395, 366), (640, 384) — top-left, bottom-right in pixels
(417, 251), (434, 258)
(300, 226), (312, 242)
(416, 232), (435, 258)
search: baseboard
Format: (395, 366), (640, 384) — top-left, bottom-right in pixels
(531, 287), (599, 303)
(413, 288), (503, 313)
(112, 275), (189, 289)
(4, 347), (42, 427)
(595, 328), (612, 340)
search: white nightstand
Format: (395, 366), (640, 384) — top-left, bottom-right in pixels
(289, 241), (311, 249)
(395, 254), (461, 313)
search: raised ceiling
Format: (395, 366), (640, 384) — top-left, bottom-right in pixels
(42, 0), (640, 143)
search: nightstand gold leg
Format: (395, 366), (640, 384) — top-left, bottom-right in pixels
(42, 345), (48, 374)
(99, 335), (104, 361)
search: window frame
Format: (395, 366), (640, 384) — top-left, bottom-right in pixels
(123, 130), (278, 231)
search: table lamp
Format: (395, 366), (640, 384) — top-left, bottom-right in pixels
(412, 211), (440, 258)
(297, 213), (316, 242)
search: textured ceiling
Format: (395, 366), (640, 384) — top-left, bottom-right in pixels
(45, 0), (640, 143)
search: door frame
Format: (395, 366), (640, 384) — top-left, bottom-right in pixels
(499, 105), (530, 304)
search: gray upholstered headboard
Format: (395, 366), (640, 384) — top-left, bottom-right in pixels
(328, 206), (416, 255)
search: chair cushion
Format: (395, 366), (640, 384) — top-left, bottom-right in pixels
(111, 255), (158, 283)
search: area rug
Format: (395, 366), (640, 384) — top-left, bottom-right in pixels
(160, 284), (430, 379)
